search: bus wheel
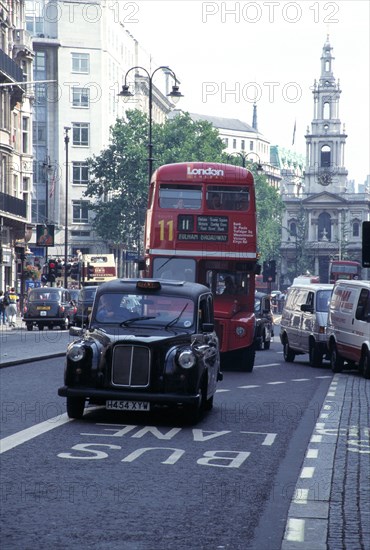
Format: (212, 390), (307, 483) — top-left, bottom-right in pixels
(330, 344), (344, 373)
(360, 348), (370, 379)
(66, 397), (85, 419)
(241, 345), (255, 372)
(283, 340), (295, 362)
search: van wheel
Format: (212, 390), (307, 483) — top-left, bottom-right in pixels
(283, 341), (295, 362)
(309, 343), (322, 368)
(330, 344), (344, 373)
(360, 349), (370, 379)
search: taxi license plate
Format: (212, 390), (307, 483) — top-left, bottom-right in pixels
(37, 306), (50, 310)
(106, 400), (150, 411)
(40, 310), (47, 316)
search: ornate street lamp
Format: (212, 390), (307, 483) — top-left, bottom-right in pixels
(228, 151), (264, 173)
(118, 66), (183, 184)
(64, 127), (71, 288)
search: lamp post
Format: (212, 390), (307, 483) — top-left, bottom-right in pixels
(64, 127), (71, 288)
(228, 151), (264, 173)
(118, 66), (183, 184)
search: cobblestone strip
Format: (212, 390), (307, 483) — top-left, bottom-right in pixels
(281, 374), (370, 550)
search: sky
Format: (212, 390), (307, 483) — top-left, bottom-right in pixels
(121, 0), (369, 185)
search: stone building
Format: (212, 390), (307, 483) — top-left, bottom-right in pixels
(280, 37), (370, 285)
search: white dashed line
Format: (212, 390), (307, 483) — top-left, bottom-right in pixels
(292, 378), (310, 382)
(300, 466), (315, 478)
(267, 381), (286, 385)
(238, 385), (260, 389)
(285, 518), (305, 542)
(293, 488), (309, 504)
(306, 448), (319, 459)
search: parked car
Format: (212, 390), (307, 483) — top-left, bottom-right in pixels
(73, 286), (97, 327)
(58, 278), (222, 422)
(327, 280), (370, 378)
(254, 292), (273, 350)
(23, 287), (77, 331)
(280, 283), (333, 367)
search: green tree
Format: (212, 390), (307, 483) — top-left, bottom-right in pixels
(222, 156), (285, 264)
(84, 110), (226, 246)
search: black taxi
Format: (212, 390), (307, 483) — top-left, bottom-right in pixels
(58, 279), (222, 422)
(23, 287), (77, 331)
(254, 292), (274, 350)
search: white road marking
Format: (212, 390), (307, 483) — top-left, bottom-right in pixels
(306, 448), (319, 459)
(0, 413), (72, 454)
(254, 363), (280, 368)
(293, 488), (309, 504)
(300, 466), (315, 478)
(310, 435), (322, 442)
(285, 518), (305, 542)
(215, 388), (231, 393)
(292, 378), (310, 382)
(238, 385), (260, 389)
(267, 381), (286, 385)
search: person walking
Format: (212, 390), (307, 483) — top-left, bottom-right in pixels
(0, 290), (7, 326)
(5, 287), (19, 328)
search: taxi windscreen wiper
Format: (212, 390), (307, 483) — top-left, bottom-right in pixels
(120, 316), (156, 327)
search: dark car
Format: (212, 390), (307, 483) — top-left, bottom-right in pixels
(23, 287), (77, 331)
(73, 286), (97, 327)
(58, 278), (222, 422)
(254, 292), (274, 350)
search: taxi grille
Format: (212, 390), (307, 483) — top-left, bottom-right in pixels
(111, 345), (150, 387)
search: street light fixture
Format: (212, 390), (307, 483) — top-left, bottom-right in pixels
(118, 65), (183, 184)
(228, 151), (264, 173)
(64, 127), (71, 288)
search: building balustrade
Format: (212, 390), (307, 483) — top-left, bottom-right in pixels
(0, 191), (27, 219)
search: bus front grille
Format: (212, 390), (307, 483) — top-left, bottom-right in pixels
(111, 345), (151, 387)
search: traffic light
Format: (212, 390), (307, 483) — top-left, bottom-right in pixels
(362, 221), (370, 268)
(262, 260), (277, 283)
(87, 263), (94, 280)
(41, 263), (48, 283)
(70, 262), (80, 281)
(56, 260), (63, 278)
(48, 259), (56, 283)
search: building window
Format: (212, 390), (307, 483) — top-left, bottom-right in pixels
(318, 212), (331, 241)
(72, 162), (89, 184)
(233, 139), (237, 149)
(22, 117), (30, 153)
(71, 53), (90, 74)
(320, 145), (331, 168)
(323, 102), (330, 119)
(223, 138), (228, 147)
(241, 140), (245, 151)
(250, 141), (254, 151)
(72, 123), (89, 146)
(72, 87), (90, 108)
(352, 221), (360, 238)
(73, 201), (89, 223)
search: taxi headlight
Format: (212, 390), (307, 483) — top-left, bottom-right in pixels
(178, 349), (196, 369)
(236, 326), (246, 337)
(68, 344), (86, 362)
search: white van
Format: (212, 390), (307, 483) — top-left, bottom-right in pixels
(327, 280), (370, 378)
(280, 283), (334, 367)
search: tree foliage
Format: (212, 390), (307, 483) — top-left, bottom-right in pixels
(85, 109), (285, 259)
(84, 110), (225, 246)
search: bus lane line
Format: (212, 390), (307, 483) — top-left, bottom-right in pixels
(0, 413), (72, 454)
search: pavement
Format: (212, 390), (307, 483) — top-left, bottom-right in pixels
(1, 316), (369, 550)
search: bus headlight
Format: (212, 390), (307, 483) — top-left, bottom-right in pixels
(68, 344), (86, 362)
(177, 348), (196, 369)
(236, 326), (246, 337)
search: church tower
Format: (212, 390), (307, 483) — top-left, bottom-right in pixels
(304, 36), (348, 194)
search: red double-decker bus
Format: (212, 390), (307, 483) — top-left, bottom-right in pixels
(329, 260), (362, 283)
(143, 162), (259, 371)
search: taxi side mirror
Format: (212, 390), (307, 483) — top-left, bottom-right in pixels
(202, 323), (214, 333)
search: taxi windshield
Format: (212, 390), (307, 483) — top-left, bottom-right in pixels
(28, 289), (61, 302)
(94, 292), (195, 327)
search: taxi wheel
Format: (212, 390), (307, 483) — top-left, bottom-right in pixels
(38, 324), (45, 331)
(66, 397), (85, 419)
(64, 317), (70, 330)
(242, 345), (255, 372)
(263, 332), (271, 350)
(26, 323), (33, 331)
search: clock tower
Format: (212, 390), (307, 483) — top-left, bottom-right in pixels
(304, 36), (348, 194)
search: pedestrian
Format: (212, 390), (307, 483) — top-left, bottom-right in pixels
(0, 290), (7, 326)
(5, 287), (19, 328)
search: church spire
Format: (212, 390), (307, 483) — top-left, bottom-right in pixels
(252, 103), (258, 131)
